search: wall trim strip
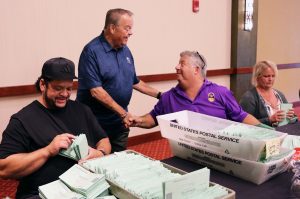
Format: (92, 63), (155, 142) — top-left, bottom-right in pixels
(0, 63), (299, 98)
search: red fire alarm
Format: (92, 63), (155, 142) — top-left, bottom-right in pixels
(193, 0), (199, 13)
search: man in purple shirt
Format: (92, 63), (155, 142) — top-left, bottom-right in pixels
(130, 51), (260, 128)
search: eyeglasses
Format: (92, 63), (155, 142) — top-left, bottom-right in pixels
(195, 51), (206, 69)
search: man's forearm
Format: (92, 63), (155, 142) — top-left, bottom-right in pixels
(133, 114), (157, 129)
(133, 80), (160, 98)
(90, 87), (127, 117)
(0, 147), (51, 179)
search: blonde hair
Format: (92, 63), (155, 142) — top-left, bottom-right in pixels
(251, 60), (278, 86)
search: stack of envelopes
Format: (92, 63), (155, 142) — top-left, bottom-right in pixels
(220, 123), (279, 140)
(157, 110), (293, 184)
(39, 180), (85, 199)
(83, 151), (229, 199)
(219, 123), (283, 161)
(163, 167), (228, 199)
(282, 134), (300, 149)
(94, 196), (117, 199)
(38, 164), (110, 199)
(59, 134), (89, 161)
(59, 164), (110, 199)
(84, 152), (179, 198)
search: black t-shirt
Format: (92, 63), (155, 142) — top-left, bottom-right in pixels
(0, 100), (107, 199)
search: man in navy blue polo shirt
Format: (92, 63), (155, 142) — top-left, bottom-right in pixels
(76, 8), (161, 152)
(130, 51), (260, 128)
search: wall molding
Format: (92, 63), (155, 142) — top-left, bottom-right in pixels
(0, 63), (299, 98)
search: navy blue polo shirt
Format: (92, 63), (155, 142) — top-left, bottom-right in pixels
(76, 32), (139, 126)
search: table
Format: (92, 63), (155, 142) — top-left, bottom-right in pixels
(162, 157), (295, 199)
(161, 122), (300, 199)
(276, 121), (300, 135)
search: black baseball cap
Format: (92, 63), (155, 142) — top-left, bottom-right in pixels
(41, 57), (77, 80)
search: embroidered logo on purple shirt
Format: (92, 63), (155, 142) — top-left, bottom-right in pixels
(208, 92), (215, 102)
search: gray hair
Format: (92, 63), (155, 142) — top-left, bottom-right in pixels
(251, 60), (278, 86)
(180, 51), (207, 77)
(104, 8), (133, 29)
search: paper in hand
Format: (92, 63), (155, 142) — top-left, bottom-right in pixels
(278, 103), (293, 126)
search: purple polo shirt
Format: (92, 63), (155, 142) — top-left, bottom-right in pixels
(150, 79), (248, 123)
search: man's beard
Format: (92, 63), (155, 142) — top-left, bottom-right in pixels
(44, 89), (66, 110)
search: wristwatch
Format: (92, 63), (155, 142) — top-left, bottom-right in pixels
(156, 92), (162, 99)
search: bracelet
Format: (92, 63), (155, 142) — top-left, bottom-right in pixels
(156, 92), (162, 99)
(120, 112), (128, 119)
(98, 148), (107, 156)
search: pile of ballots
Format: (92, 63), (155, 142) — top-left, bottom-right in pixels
(157, 110), (295, 184)
(59, 134), (89, 161)
(220, 123), (285, 162)
(82, 151), (231, 199)
(39, 164), (111, 199)
(163, 167), (229, 199)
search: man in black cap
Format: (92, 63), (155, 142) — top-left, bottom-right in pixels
(0, 57), (111, 199)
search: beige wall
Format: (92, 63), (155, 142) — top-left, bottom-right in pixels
(257, 0), (300, 102)
(0, 0), (232, 140)
(0, 0), (231, 87)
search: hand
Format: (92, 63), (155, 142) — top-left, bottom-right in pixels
(78, 147), (104, 163)
(269, 110), (285, 123)
(286, 108), (295, 119)
(122, 112), (133, 128)
(45, 133), (76, 157)
(129, 116), (143, 127)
